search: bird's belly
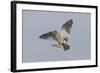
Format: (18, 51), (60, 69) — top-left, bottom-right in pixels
(56, 34), (64, 44)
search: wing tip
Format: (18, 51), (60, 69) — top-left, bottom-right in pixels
(39, 32), (53, 40)
(39, 35), (44, 39)
(68, 19), (73, 24)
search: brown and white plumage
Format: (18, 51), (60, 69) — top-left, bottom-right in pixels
(39, 19), (73, 51)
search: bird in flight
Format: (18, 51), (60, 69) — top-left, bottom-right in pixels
(39, 19), (73, 51)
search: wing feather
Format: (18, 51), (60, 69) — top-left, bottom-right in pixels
(39, 32), (54, 40)
(62, 19), (73, 34)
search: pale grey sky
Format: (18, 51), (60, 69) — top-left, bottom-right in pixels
(22, 10), (91, 63)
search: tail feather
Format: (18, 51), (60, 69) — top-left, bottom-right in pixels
(62, 43), (70, 51)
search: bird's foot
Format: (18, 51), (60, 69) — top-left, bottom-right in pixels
(52, 44), (62, 48)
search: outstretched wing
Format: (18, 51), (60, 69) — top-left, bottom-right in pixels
(62, 19), (73, 34)
(39, 32), (54, 40)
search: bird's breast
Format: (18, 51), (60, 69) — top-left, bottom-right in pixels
(56, 33), (64, 44)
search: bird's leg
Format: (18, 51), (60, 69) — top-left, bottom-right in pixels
(52, 43), (62, 48)
(52, 44), (59, 48)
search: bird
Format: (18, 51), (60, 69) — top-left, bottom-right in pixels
(39, 19), (73, 51)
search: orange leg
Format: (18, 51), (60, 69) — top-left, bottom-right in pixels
(52, 44), (62, 48)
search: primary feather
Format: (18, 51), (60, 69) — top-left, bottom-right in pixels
(62, 19), (73, 34)
(39, 32), (54, 40)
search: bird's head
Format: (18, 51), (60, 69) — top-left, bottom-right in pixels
(52, 30), (58, 36)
